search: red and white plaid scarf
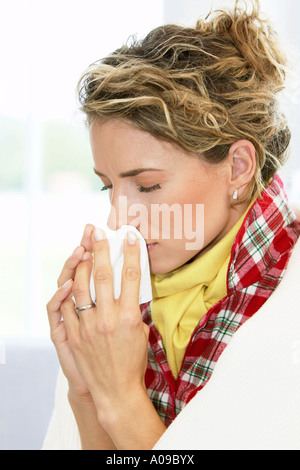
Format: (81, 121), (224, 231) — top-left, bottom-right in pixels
(140, 174), (300, 427)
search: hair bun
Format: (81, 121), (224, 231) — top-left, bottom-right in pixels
(196, 0), (287, 90)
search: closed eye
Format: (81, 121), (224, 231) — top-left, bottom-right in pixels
(137, 184), (161, 193)
(101, 184), (161, 193)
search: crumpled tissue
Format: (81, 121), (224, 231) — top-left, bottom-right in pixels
(89, 225), (153, 305)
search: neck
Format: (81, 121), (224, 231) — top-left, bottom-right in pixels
(190, 201), (250, 262)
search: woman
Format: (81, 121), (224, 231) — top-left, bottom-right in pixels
(44, 0), (300, 450)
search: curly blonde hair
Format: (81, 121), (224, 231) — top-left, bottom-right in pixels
(78, 0), (291, 205)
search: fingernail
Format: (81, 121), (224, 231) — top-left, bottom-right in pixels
(71, 246), (81, 256)
(72, 246), (83, 257)
(82, 251), (91, 261)
(127, 231), (137, 245)
(94, 227), (106, 241)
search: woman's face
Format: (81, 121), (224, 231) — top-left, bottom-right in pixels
(90, 119), (245, 274)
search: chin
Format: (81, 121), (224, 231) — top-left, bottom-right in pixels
(150, 252), (200, 275)
(147, 241), (201, 275)
(149, 258), (181, 275)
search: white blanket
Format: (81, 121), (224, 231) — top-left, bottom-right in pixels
(43, 240), (300, 450)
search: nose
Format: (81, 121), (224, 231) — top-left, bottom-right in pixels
(106, 194), (139, 231)
(107, 203), (126, 231)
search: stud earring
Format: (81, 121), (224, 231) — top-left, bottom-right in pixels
(233, 189), (238, 201)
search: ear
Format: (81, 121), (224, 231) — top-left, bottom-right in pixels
(228, 140), (256, 198)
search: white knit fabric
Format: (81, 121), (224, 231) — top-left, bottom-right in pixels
(43, 240), (300, 450)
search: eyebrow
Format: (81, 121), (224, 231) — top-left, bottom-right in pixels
(93, 167), (165, 178)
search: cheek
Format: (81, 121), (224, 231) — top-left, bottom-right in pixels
(141, 189), (202, 241)
(137, 181), (229, 243)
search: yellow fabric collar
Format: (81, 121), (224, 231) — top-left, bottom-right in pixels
(150, 204), (252, 379)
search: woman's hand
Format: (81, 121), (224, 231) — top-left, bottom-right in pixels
(46, 224), (95, 398)
(49, 225), (166, 449)
(60, 228), (150, 420)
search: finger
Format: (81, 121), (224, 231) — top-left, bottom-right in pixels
(80, 223), (95, 252)
(120, 231), (141, 311)
(57, 246), (85, 288)
(56, 224), (95, 289)
(92, 228), (115, 313)
(60, 294), (80, 341)
(73, 252), (94, 310)
(47, 279), (73, 331)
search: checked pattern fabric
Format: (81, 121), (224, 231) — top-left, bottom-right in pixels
(140, 174), (300, 427)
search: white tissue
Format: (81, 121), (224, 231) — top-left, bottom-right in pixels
(89, 225), (153, 305)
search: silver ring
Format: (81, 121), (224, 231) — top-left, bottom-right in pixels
(75, 302), (96, 314)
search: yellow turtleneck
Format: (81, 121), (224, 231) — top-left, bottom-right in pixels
(150, 204), (252, 379)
